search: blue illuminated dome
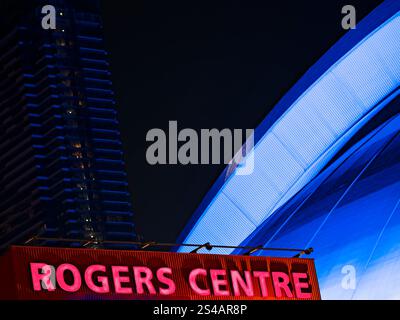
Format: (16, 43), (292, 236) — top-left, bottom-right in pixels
(237, 106), (400, 299)
(177, 1), (400, 299)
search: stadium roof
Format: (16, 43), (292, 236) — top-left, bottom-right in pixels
(178, 1), (400, 254)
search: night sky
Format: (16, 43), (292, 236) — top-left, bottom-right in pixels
(98, 0), (384, 243)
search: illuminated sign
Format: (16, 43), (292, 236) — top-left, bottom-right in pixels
(0, 246), (320, 300)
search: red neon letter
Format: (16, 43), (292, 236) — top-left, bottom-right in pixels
(210, 269), (229, 296)
(30, 263), (56, 291)
(156, 267), (176, 295)
(85, 265), (110, 293)
(272, 272), (293, 298)
(253, 271), (270, 297)
(56, 264), (82, 292)
(133, 266), (156, 295)
(293, 272), (312, 299)
(231, 270), (254, 296)
(112, 266), (132, 294)
(189, 268), (210, 296)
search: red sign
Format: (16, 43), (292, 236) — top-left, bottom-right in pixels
(0, 246), (320, 300)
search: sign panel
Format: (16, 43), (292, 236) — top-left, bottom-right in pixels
(0, 246), (320, 300)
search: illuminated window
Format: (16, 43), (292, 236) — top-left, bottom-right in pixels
(57, 39), (66, 46)
(72, 151), (83, 159)
(73, 162), (85, 169)
(77, 183), (87, 190)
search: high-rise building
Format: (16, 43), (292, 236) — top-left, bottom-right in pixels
(0, 0), (136, 250)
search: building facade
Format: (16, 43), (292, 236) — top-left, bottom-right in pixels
(0, 0), (136, 250)
(177, 1), (400, 299)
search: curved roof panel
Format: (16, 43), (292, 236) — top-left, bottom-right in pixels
(178, 1), (400, 253)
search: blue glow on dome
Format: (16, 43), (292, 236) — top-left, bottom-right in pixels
(178, 2), (400, 255)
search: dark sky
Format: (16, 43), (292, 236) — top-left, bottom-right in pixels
(99, 0), (383, 243)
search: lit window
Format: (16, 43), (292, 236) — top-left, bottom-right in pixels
(57, 39), (66, 46)
(77, 183), (87, 190)
(72, 151), (83, 159)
